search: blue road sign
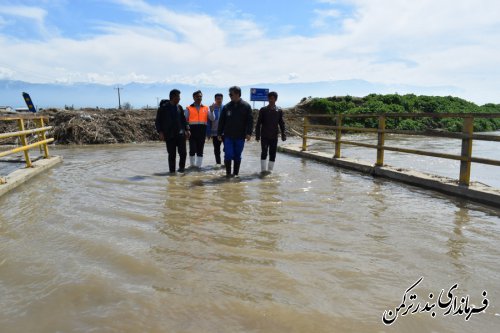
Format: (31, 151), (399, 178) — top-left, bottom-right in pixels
(22, 92), (37, 113)
(250, 88), (269, 102)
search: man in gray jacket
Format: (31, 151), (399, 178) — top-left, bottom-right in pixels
(206, 93), (224, 167)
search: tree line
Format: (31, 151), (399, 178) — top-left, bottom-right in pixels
(307, 94), (500, 132)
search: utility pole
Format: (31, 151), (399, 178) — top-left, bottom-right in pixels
(114, 86), (123, 109)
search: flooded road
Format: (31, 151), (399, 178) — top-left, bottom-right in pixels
(1, 141), (499, 332)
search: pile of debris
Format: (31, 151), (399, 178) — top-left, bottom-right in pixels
(39, 108), (159, 144)
(1, 104), (307, 145)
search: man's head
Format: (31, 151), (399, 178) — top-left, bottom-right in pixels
(193, 90), (203, 104)
(268, 91), (278, 105)
(214, 93), (223, 105)
(228, 86), (241, 102)
(169, 89), (181, 105)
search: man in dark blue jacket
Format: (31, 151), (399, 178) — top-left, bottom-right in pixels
(217, 86), (253, 177)
(155, 89), (191, 173)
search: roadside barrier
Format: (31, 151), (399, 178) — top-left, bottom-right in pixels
(0, 115), (53, 168)
(300, 113), (500, 186)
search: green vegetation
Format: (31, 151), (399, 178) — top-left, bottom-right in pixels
(307, 94), (500, 132)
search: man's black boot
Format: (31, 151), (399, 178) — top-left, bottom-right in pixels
(224, 160), (232, 178)
(233, 160), (241, 177)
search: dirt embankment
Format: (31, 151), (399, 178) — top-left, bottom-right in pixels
(1, 102), (310, 145)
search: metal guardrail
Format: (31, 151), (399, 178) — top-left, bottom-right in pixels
(300, 113), (500, 186)
(0, 115), (54, 169)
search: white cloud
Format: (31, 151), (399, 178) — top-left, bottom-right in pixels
(312, 9), (342, 28)
(0, 0), (500, 103)
(0, 66), (15, 79)
(0, 5), (47, 22)
(0, 5), (52, 37)
(108, 0), (227, 48)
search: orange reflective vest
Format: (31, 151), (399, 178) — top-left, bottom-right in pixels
(186, 105), (209, 125)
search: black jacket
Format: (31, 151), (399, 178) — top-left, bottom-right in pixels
(255, 105), (286, 140)
(155, 100), (189, 140)
(217, 100), (253, 139)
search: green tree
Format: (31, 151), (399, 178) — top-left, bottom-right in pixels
(304, 94), (499, 132)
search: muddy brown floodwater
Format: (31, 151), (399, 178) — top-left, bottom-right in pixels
(0, 140), (499, 332)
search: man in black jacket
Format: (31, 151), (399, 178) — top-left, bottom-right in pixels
(255, 91), (286, 173)
(217, 86), (253, 177)
(155, 89), (191, 173)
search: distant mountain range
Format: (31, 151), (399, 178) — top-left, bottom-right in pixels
(0, 79), (462, 109)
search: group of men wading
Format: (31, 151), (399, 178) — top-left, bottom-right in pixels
(155, 86), (286, 178)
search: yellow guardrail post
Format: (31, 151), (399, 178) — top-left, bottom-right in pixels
(334, 114), (342, 158)
(17, 118), (32, 167)
(459, 117), (474, 186)
(376, 115), (386, 166)
(35, 117), (50, 158)
(302, 116), (309, 151)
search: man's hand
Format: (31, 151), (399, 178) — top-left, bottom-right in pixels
(245, 135), (251, 141)
(159, 132), (164, 141)
(282, 134), (287, 142)
(217, 136), (222, 142)
(185, 130), (191, 140)
(206, 136), (211, 142)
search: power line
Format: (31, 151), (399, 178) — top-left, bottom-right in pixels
(114, 86), (123, 109)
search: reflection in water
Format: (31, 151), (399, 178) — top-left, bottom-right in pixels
(367, 180), (388, 219)
(447, 205), (470, 273)
(0, 142), (499, 333)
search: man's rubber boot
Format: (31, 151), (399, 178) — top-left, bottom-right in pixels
(224, 160), (232, 178)
(268, 161), (275, 173)
(196, 156), (203, 168)
(260, 160), (267, 173)
(233, 160), (241, 177)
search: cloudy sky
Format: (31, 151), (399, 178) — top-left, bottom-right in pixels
(1, 0), (500, 103)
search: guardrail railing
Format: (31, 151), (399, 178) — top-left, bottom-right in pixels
(0, 115), (54, 169)
(301, 113), (500, 186)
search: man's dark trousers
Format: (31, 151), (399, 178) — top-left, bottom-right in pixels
(166, 134), (187, 172)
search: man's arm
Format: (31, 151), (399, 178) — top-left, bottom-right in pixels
(179, 105), (190, 139)
(155, 106), (162, 133)
(208, 104), (216, 121)
(255, 108), (263, 141)
(217, 106), (227, 139)
(155, 106), (164, 140)
(206, 105), (214, 139)
(245, 104), (253, 140)
(278, 109), (286, 141)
